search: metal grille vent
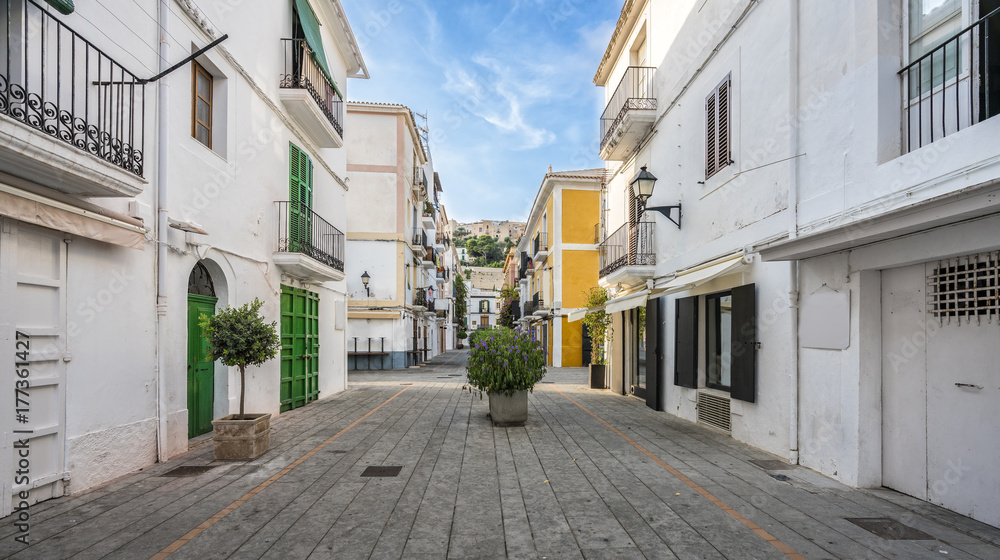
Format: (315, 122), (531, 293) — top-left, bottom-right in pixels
(928, 252), (999, 323)
(697, 390), (731, 432)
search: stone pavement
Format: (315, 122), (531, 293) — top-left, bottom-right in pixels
(2, 350), (1000, 559)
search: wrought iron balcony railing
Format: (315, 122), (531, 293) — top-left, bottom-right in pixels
(412, 227), (428, 248)
(901, 7), (1000, 152)
(414, 287), (427, 308)
(600, 66), (656, 150)
(280, 38), (343, 137)
(0, 0), (146, 176)
(599, 221), (656, 278)
(532, 231), (548, 257)
(275, 201), (345, 271)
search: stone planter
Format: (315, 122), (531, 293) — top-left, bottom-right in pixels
(589, 364), (606, 389)
(488, 390), (528, 427)
(212, 413), (271, 460)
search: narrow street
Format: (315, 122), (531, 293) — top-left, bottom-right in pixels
(1, 350), (998, 560)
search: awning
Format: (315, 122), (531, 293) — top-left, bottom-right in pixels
(0, 183), (145, 249)
(566, 308), (587, 322)
(605, 289), (649, 314)
(45, 0), (74, 15)
(294, 0), (341, 97)
(651, 252), (744, 297)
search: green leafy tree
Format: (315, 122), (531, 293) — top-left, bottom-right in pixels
(580, 287), (612, 366)
(199, 298), (281, 418)
(453, 272), (468, 325)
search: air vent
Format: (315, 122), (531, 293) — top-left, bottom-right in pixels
(697, 390), (731, 432)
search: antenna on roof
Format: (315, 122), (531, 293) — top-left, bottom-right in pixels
(415, 111), (431, 162)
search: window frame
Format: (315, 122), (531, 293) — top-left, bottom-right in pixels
(704, 291), (733, 392)
(192, 61), (213, 149)
(705, 73), (732, 180)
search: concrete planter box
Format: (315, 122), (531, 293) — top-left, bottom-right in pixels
(488, 390), (528, 427)
(589, 364), (606, 389)
(212, 413), (271, 460)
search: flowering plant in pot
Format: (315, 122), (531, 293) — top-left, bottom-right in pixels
(200, 298), (281, 460)
(464, 326), (546, 426)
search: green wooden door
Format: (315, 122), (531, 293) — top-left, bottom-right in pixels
(280, 285), (319, 412)
(187, 294), (217, 438)
(289, 143), (314, 253)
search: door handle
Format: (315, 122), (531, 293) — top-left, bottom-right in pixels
(955, 383), (983, 390)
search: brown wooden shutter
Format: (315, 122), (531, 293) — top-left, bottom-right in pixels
(705, 73), (732, 180)
(627, 188), (638, 265)
(717, 76), (730, 172)
(730, 283), (756, 403)
(705, 90), (717, 178)
(674, 296), (697, 388)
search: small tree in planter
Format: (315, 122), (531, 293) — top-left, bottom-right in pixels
(581, 287), (611, 389)
(465, 327), (546, 426)
(200, 298), (281, 460)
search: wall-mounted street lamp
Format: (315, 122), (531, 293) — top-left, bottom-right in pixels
(631, 166), (681, 229)
(361, 271), (371, 297)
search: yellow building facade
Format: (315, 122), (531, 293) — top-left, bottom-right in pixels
(517, 169), (603, 367)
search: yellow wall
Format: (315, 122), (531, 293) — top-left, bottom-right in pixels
(561, 189), (600, 244)
(561, 316), (584, 367)
(560, 250), (598, 308)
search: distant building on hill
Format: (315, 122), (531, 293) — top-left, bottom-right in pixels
(449, 219), (526, 243)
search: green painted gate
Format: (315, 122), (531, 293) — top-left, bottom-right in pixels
(280, 285), (319, 412)
(187, 294), (217, 438)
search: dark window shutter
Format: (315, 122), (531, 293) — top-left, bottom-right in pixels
(730, 283), (756, 403)
(717, 74), (731, 172)
(645, 298), (663, 411)
(705, 90), (717, 178)
(674, 296), (697, 388)
(627, 188), (638, 265)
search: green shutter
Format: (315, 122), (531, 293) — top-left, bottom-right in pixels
(45, 0), (74, 15)
(293, 0), (342, 97)
(288, 143), (313, 251)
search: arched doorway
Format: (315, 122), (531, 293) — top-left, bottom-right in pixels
(187, 261), (218, 438)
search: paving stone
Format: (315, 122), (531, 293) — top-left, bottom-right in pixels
(3, 350), (1000, 559)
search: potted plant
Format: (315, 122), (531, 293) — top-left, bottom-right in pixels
(465, 326), (546, 426)
(456, 327), (467, 349)
(581, 287), (611, 390)
(200, 298), (281, 460)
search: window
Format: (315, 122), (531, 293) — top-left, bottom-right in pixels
(706, 293), (733, 391)
(192, 62), (213, 148)
(705, 73), (731, 179)
(480, 300), (490, 313)
(908, 0), (962, 91)
(674, 284), (757, 403)
(929, 252), (999, 320)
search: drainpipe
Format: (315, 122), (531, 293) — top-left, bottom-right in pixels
(787, 0), (801, 466)
(155, 0), (170, 463)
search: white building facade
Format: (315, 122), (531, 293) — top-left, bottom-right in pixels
(345, 102), (453, 369)
(596, 0), (1000, 528)
(0, 0), (366, 515)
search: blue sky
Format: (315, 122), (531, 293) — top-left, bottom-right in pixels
(340, 0), (622, 223)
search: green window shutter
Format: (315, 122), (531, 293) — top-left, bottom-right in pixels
(293, 0), (342, 97)
(730, 283), (757, 403)
(45, 0), (74, 15)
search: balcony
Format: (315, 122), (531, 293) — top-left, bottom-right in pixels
(532, 231), (549, 261)
(412, 165), (427, 197)
(273, 201), (345, 282)
(600, 66), (656, 161)
(420, 247), (436, 269)
(0, 0), (146, 197)
(413, 287), (427, 311)
(411, 227), (428, 249)
(901, 8), (1000, 152)
(421, 201), (436, 229)
(599, 221), (656, 289)
(279, 38), (344, 148)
